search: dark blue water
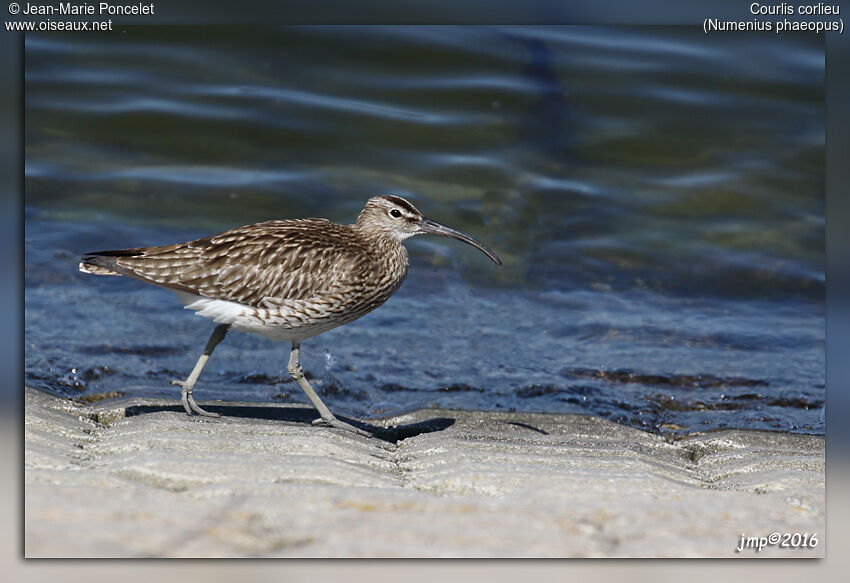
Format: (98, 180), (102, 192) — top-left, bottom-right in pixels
(25, 26), (824, 435)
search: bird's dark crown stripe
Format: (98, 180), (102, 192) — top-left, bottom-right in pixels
(381, 195), (419, 215)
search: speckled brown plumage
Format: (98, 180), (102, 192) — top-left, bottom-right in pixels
(79, 195), (501, 431)
(82, 206), (410, 341)
(84, 219), (381, 303)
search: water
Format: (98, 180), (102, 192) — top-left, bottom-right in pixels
(24, 26), (825, 436)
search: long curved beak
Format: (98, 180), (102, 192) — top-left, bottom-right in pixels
(419, 218), (502, 266)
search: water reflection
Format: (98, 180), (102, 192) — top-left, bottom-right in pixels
(25, 26), (824, 435)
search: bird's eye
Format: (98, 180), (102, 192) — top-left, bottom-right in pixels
(389, 209), (402, 218)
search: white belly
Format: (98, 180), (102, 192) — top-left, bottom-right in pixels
(174, 292), (342, 343)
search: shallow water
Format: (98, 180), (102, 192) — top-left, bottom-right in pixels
(25, 26), (824, 435)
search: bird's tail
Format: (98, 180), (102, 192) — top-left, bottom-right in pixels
(79, 248), (145, 276)
(79, 256), (122, 276)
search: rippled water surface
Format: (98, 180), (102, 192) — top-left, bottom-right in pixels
(25, 27), (825, 435)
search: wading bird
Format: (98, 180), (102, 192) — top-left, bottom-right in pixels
(79, 195), (501, 436)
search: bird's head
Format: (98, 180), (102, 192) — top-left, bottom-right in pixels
(356, 195), (502, 266)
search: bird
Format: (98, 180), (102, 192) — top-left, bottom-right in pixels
(79, 195), (502, 436)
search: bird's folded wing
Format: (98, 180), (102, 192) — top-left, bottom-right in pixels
(82, 220), (377, 308)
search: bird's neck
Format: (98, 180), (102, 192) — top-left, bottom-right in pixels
(356, 228), (409, 284)
(372, 232), (409, 262)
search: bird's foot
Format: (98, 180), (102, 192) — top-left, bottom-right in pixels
(171, 380), (221, 418)
(312, 415), (371, 437)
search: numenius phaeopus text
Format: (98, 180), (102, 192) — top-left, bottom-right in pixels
(79, 195), (502, 436)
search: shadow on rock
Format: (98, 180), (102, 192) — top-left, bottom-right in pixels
(122, 403), (455, 443)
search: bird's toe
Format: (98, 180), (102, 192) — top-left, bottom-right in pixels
(312, 416), (371, 437)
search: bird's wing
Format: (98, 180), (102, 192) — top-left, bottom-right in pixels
(81, 219), (377, 307)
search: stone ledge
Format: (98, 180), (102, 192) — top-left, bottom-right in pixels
(25, 387), (824, 557)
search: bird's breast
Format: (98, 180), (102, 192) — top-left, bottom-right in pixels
(364, 242), (409, 303)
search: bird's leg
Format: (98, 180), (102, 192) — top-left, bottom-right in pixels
(287, 342), (370, 437)
(171, 324), (229, 418)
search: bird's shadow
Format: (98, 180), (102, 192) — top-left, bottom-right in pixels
(123, 403), (454, 443)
